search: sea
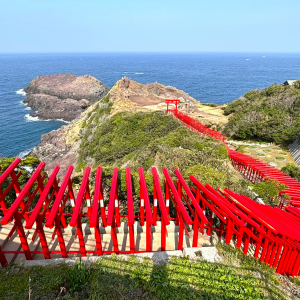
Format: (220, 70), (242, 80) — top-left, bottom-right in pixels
(0, 52), (300, 158)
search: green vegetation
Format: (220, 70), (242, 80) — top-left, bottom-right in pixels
(250, 179), (287, 206)
(276, 157), (286, 161)
(77, 107), (250, 197)
(263, 149), (272, 153)
(223, 82), (300, 145)
(273, 147), (282, 150)
(201, 103), (218, 107)
(256, 153), (266, 157)
(0, 244), (289, 300)
(280, 152), (287, 156)
(236, 145), (250, 154)
(281, 163), (300, 182)
(0, 156), (41, 210)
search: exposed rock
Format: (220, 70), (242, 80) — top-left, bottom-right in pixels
(23, 73), (110, 121)
(109, 78), (198, 114)
(24, 94), (91, 122)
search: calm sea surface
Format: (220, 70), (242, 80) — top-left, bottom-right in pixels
(0, 53), (300, 158)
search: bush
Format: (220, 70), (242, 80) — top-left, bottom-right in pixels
(281, 163), (300, 181)
(250, 179), (287, 205)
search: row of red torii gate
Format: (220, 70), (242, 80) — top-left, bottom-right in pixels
(0, 100), (300, 277)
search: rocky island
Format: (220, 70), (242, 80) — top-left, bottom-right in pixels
(23, 73), (110, 122)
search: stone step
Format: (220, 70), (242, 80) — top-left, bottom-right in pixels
(0, 221), (214, 264)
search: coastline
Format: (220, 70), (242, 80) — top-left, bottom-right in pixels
(24, 113), (70, 123)
(16, 90), (71, 124)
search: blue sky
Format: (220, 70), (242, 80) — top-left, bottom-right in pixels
(1, 0), (299, 53)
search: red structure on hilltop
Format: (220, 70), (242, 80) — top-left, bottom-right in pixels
(165, 99), (180, 114)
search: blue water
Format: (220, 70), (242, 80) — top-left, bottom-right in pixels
(1, 53), (300, 158)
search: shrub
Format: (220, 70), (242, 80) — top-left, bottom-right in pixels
(223, 83), (300, 145)
(251, 179), (287, 205)
(281, 163), (300, 181)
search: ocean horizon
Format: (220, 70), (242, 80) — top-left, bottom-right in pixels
(0, 52), (300, 158)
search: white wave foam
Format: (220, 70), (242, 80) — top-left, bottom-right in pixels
(25, 114), (70, 123)
(17, 148), (33, 158)
(135, 72), (144, 74)
(25, 106), (31, 110)
(25, 114), (39, 122)
(16, 89), (26, 96)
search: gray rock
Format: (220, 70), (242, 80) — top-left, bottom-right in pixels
(23, 73), (110, 122)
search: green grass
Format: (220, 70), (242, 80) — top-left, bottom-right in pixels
(201, 103), (218, 107)
(263, 149), (272, 153)
(0, 244), (289, 300)
(276, 156), (286, 161)
(274, 147), (282, 151)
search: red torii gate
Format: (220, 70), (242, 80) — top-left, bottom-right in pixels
(165, 99), (180, 114)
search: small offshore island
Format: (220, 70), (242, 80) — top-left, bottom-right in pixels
(23, 73), (110, 122)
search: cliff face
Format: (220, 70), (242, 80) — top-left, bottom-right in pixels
(23, 73), (110, 122)
(30, 78), (199, 175)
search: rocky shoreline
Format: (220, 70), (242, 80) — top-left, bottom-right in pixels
(23, 73), (110, 122)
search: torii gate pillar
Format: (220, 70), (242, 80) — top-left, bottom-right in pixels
(165, 99), (180, 114)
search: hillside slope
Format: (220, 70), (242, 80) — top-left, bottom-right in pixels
(30, 90), (250, 196)
(223, 81), (300, 145)
(30, 79), (223, 174)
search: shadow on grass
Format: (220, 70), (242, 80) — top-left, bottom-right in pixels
(0, 250), (288, 300)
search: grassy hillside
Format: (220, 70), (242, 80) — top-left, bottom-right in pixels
(223, 81), (300, 145)
(76, 99), (250, 197)
(0, 243), (290, 300)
